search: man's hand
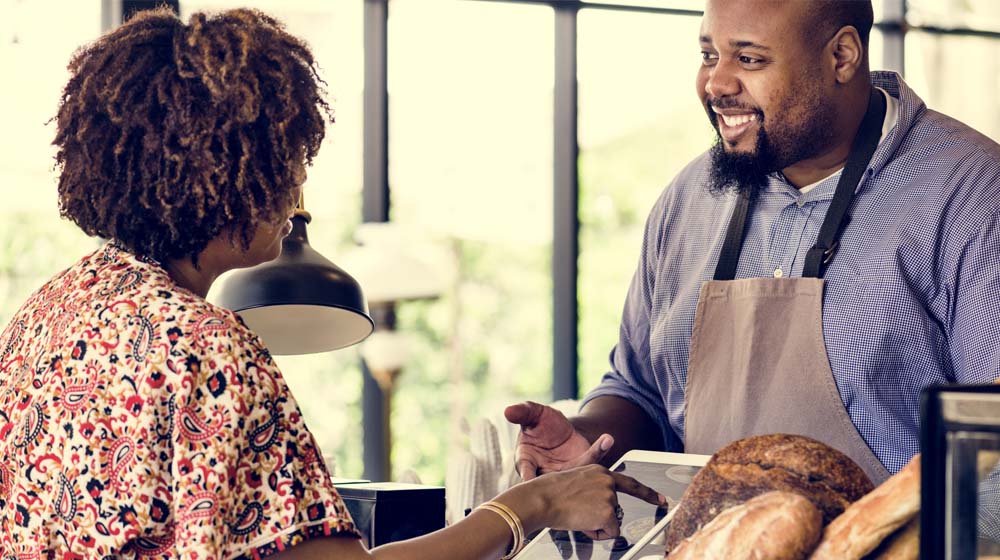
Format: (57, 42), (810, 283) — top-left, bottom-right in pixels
(504, 401), (615, 481)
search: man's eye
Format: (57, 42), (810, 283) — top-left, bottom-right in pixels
(701, 51), (719, 64)
(739, 55), (764, 65)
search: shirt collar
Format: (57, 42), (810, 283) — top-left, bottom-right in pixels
(863, 71), (926, 190)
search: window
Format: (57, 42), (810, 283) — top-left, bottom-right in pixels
(582, 0), (703, 10)
(577, 9), (711, 389)
(0, 0), (101, 328)
(387, 0), (554, 482)
(905, 31), (1000, 139)
(907, 0), (1000, 32)
(0, 1), (102, 324)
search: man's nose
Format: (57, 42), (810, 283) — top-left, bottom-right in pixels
(704, 60), (741, 99)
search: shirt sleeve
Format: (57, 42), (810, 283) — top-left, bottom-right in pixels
(581, 190), (683, 453)
(166, 310), (358, 558)
(945, 169), (1000, 385)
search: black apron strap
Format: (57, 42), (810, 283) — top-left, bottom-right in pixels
(713, 193), (750, 281)
(802, 90), (886, 278)
(713, 89), (887, 282)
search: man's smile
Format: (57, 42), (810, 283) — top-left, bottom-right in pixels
(712, 107), (760, 144)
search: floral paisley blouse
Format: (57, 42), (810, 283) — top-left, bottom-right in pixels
(0, 243), (357, 558)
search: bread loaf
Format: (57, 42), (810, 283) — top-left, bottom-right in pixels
(665, 491), (823, 560)
(665, 434), (874, 551)
(809, 454), (920, 560)
(868, 516), (918, 560)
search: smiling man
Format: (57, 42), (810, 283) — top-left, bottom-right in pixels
(507, 0), (1000, 500)
(701, 0), (874, 198)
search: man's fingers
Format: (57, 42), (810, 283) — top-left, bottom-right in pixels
(564, 433), (614, 469)
(504, 401), (544, 427)
(611, 471), (667, 506)
(599, 514), (621, 539)
(517, 458), (539, 481)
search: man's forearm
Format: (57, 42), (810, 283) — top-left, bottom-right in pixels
(570, 395), (665, 467)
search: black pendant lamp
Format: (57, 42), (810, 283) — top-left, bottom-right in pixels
(217, 207), (374, 355)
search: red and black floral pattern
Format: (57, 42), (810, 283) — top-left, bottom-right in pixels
(0, 243), (357, 558)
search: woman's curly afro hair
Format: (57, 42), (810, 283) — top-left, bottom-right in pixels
(54, 7), (331, 263)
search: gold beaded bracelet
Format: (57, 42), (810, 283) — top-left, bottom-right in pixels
(478, 501), (526, 559)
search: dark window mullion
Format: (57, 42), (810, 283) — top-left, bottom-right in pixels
(362, 0), (391, 482)
(553, 3), (579, 401)
(364, 0), (390, 224)
(101, 0), (120, 32)
(880, 0), (906, 74)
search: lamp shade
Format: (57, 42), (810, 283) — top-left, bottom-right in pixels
(216, 212), (374, 355)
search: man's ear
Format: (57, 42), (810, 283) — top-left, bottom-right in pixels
(828, 25), (865, 84)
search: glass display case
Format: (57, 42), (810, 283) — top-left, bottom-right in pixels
(921, 384), (1000, 559)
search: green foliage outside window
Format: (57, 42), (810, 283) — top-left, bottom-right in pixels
(0, 214), (95, 324)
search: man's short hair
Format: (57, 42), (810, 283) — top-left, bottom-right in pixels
(805, 0), (875, 48)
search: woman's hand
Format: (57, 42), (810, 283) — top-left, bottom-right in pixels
(499, 463), (667, 540)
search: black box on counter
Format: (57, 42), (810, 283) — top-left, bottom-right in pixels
(334, 481), (446, 549)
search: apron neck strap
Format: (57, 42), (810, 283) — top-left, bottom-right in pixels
(713, 191), (751, 281)
(801, 90), (886, 278)
(713, 89), (887, 281)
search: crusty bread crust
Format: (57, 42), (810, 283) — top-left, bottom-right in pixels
(868, 515), (919, 560)
(666, 491), (823, 560)
(809, 454), (921, 560)
(665, 434), (874, 550)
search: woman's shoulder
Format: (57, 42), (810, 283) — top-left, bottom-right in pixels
(83, 244), (271, 364)
(153, 293), (267, 361)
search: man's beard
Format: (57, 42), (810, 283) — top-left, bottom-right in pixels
(707, 126), (776, 201)
(706, 93), (837, 200)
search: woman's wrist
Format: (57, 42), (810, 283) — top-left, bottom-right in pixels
(493, 478), (551, 536)
(477, 501), (526, 559)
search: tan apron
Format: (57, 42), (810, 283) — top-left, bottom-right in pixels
(684, 90), (891, 484)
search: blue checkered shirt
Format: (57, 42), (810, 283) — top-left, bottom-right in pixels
(981, 465), (1000, 542)
(583, 71), (1000, 478)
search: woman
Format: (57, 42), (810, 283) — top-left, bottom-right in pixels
(0, 7), (664, 559)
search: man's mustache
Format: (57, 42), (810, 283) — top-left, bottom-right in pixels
(706, 98), (763, 115)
